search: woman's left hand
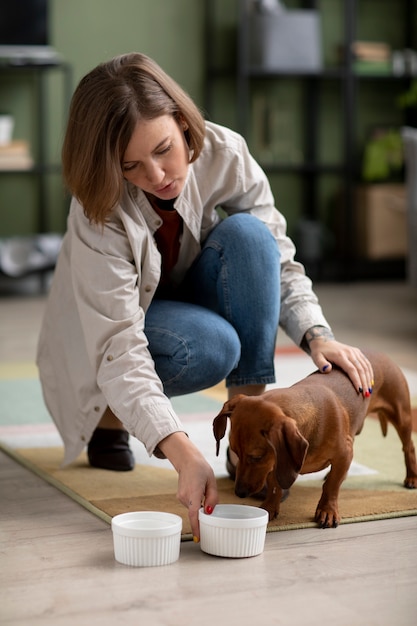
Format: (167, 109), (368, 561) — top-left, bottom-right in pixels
(303, 327), (374, 398)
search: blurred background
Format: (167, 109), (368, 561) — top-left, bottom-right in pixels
(1, 0), (417, 287)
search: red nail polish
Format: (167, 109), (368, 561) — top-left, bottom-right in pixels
(365, 390), (370, 398)
(205, 505), (213, 515)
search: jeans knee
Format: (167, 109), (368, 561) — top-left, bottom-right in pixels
(211, 214), (280, 269)
(148, 305), (241, 397)
(204, 320), (241, 376)
(224, 213), (277, 246)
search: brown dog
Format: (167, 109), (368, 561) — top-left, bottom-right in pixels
(213, 349), (417, 528)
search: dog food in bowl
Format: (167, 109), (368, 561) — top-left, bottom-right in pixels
(199, 504), (268, 558)
(111, 511), (182, 567)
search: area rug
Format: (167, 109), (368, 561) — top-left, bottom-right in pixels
(1, 354), (416, 539)
(2, 416), (416, 540)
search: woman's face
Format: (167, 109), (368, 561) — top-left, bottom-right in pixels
(122, 114), (190, 200)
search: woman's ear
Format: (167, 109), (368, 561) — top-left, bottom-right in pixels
(177, 114), (188, 131)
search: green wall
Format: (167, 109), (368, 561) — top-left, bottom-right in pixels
(51, 0), (204, 104)
(0, 0), (205, 237)
(1, 0), (415, 242)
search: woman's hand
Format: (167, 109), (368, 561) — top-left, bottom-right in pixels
(157, 431), (218, 541)
(303, 326), (374, 398)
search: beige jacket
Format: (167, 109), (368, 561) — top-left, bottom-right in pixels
(37, 122), (330, 465)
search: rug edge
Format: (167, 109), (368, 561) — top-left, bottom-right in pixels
(0, 440), (112, 525)
(2, 440), (416, 541)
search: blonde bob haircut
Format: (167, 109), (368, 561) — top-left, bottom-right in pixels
(62, 52), (206, 225)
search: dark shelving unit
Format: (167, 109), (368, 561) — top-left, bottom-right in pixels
(0, 61), (72, 291)
(204, 0), (416, 280)
(0, 61), (72, 233)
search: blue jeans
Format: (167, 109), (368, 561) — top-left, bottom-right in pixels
(144, 213), (281, 397)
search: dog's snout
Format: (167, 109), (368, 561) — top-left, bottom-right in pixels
(235, 485), (249, 499)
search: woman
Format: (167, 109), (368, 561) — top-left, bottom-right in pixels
(37, 52), (373, 541)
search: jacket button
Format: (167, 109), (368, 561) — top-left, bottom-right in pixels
(94, 406), (100, 412)
(107, 355), (113, 361)
(145, 285), (152, 292)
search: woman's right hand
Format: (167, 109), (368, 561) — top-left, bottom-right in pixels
(157, 431), (218, 541)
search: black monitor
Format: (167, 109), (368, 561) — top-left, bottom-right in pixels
(0, 0), (48, 46)
(0, 0), (61, 64)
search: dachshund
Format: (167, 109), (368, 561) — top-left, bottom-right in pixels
(213, 349), (417, 527)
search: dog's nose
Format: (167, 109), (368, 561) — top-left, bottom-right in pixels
(235, 485), (249, 498)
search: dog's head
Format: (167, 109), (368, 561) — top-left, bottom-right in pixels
(213, 394), (309, 493)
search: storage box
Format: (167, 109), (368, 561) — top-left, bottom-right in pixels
(248, 10), (322, 72)
(355, 185), (407, 259)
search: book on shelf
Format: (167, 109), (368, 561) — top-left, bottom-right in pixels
(338, 41), (392, 71)
(351, 40), (391, 62)
(0, 140), (34, 170)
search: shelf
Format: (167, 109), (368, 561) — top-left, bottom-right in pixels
(0, 163), (62, 174)
(262, 163), (345, 175)
(353, 72), (417, 81)
(242, 67), (345, 78)
(204, 0), (415, 281)
(209, 64), (417, 81)
(208, 61), (417, 80)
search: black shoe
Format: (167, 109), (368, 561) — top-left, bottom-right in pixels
(87, 428), (135, 471)
(226, 446), (290, 502)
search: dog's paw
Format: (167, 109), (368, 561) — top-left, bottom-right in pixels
(260, 501), (279, 521)
(315, 507), (340, 529)
(404, 476), (417, 489)
(264, 506), (279, 522)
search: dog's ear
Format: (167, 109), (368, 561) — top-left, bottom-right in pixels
(267, 420), (309, 489)
(213, 413), (228, 456)
(212, 396), (245, 456)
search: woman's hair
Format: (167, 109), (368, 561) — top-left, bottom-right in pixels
(62, 52), (206, 224)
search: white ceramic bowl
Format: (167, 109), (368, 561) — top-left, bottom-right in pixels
(111, 511), (182, 567)
(199, 504), (268, 558)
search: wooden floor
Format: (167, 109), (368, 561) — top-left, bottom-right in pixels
(2, 450), (416, 626)
(1, 281), (417, 625)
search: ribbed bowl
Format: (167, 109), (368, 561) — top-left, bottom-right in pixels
(111, 511), (182, 567)
(199, 504), (268, 558)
